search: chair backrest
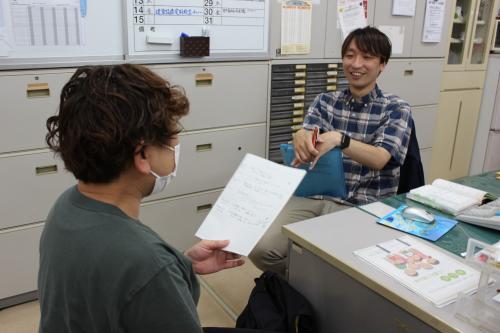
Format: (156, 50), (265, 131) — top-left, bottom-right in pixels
(397, 117), (425, 194)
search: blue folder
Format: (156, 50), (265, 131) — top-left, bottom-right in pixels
(280, 143), (347, 198)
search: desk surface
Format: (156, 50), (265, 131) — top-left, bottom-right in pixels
(283, 207), (484, 333)
(383, 172), (500, 256)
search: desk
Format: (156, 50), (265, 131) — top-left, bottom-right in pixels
(283, 172), (500, 333)
(382, 171), (500, 256)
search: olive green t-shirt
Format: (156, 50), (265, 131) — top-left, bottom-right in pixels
(38, 186), (202, 333)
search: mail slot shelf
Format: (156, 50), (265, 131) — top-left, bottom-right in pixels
(270, 118), (303, 127)
(270, 103), (304, 112)
(271, 93), (323, 106)
(272, 64), (307, 72)
(269, 126), (296, 136)
(272, 63), (340, 73)
(271, 80), (306, 89)
(270, 110), (304, 120)
(269, 62), (342, 164)
(269, 150), (283, 163)
(272, 87), (305, 97)
(269, 141), (287, 151)
(271, 95), (304, 105)
(269, 134), (293, 144)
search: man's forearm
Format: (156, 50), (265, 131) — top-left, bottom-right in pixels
(343, 138), (391, 170)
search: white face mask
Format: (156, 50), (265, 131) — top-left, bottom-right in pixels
(149, 143), (180, 195)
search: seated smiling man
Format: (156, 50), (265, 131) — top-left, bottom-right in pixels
(250, 27), (412, 276)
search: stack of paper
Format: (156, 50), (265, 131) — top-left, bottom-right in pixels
(354, 236), (480, 307)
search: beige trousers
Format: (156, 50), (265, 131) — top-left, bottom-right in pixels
(249, 196), (349, 276)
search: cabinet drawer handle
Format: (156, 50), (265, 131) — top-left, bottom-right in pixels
(196, 204), (212, 212)
(36, 165), (58, 175)
(27, 83), (50, 98)
(196, 143), (212, 152)
(195, 73), (213, 86)
(404, 70), (414, 76)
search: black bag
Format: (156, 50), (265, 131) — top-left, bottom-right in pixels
(236, 271), (317, 333)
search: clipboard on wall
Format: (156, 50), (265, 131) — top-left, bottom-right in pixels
(280, 143), (347, 198)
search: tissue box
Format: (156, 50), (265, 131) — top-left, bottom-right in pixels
(180, 36), (210, 57)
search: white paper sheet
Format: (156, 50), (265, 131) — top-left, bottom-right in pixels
(0, 1), (5, 28)
(359, 201), (396, 218)
(10, 0), (84, 47)
(355, 236), (480, 307)
(422, 0), (446, 43)
(0, 1), (12, 56)
(280, 0), (312, 55)
(392, 0), (416, 16)
(195, 153), (306, 256)
(378, 25), (404, 54)
(337, 0), (367, 39)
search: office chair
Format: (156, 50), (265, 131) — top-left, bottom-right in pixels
(397, 117), (425, 194)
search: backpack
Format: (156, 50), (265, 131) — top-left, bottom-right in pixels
(236, 271), (317, 333)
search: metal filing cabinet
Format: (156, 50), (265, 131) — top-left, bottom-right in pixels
(140, 63), (268, 251)
(268, 62), (343, 163)
(0, 68), (77, 308)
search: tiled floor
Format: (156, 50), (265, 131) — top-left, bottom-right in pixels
(0, 260), (261, 332)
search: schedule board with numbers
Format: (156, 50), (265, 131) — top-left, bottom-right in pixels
(126, 0), (269, 58)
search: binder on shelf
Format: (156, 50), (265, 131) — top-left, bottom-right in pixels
(280, 143), (346, 198)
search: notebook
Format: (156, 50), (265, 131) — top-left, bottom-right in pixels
(406, 179), (494, 215)
(280, 143), (347, 198)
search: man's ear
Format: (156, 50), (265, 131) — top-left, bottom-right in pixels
(378, 62), (386, 76)
(133, 147), (151, 175)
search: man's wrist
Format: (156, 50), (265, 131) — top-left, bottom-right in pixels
(339, 133), (351, 150)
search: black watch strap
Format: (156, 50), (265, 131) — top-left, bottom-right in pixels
(339, 133), (350, 150)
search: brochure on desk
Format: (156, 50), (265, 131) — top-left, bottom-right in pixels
(354, 236), (480, 307)
(377, 205), (457, 241)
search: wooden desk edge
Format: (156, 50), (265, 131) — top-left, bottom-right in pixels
(282, 227), (465, 333)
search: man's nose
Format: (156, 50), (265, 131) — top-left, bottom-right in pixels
(351, 55), (363, 67)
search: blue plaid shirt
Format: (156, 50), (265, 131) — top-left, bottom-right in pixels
(303, 85), (411, 205)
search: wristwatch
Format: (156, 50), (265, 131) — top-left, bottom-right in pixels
(339, 133), (351, 150)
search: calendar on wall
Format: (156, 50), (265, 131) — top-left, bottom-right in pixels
(126, 0), (270, 57)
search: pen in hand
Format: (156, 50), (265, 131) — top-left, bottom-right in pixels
(309, 127), (319, 170)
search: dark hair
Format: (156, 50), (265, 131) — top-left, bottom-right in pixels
(46, 64), (189, 183)
(341, 26), (392, 64)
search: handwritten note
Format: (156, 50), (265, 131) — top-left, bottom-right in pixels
(195, 153), (306, 256)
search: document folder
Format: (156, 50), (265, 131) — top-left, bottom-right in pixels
(280, 143), (347, 198)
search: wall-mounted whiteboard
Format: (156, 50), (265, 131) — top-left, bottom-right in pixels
(126, 0), (269, 59)
(0, 0), (124, 69)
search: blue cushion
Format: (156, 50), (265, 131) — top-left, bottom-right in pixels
(280, 144), (347, 198)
